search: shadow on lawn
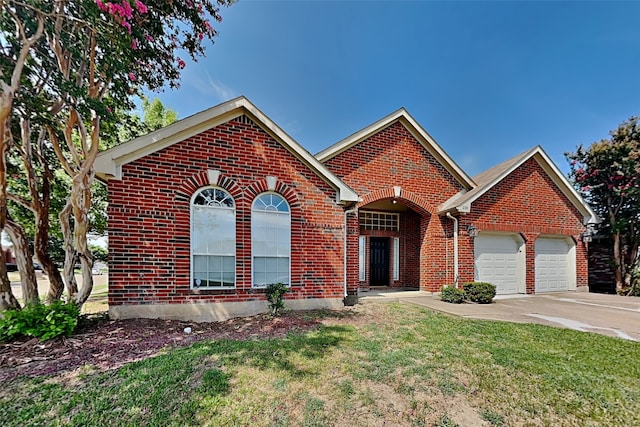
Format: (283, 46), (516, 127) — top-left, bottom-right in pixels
(1, 324), (355, 427)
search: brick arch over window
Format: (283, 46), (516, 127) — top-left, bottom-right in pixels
(245, 179), (301, 210)
(175, 171), (242, 204)
(358, 188), (435, 215)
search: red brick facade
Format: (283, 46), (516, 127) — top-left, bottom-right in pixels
(107, 115), (346, 309)
(455, 158), (588, 293)
(98, 97), (594, 320)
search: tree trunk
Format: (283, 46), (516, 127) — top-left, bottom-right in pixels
(5, 219), (39, 305)
(0, 260), (20, 312)
(612, 232), (624, 294)
(59, 199), (78, 299)
(71, 174), (94, 305)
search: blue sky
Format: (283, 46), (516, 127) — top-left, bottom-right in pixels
(150, 0), (640, 177)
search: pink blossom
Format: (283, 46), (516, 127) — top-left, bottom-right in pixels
(177, 58), (186, 69)
(96, 0), (108, 12)
(128, 72), (137, 81)
(135, 0), (148, 14)
(582, 185), (591, 192)
(198, 32), (204, 41)
(122, 20), (132, 34)
(144, 34), (154, 42)
(570, 159), (577, 166)
(132, 38), (138, 49)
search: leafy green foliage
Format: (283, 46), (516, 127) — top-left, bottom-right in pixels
(265, 282), (289, 316)
(0, 300), (80, 342)
(566, 117), (640, 294)
(463, 282), (496, 304)
(89, 244), (108, 264)
(440, 285), (466, 304)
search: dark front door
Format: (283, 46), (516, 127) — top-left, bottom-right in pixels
(370, 237), (390, 286)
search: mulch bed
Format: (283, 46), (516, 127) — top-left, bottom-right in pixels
(0, 310), (350, 383)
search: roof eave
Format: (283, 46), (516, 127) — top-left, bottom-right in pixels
(316, 109), (476, 191)
(95, 97), (358, 205)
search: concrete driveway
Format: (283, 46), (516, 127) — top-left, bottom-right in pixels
(362, 290), (640, 341)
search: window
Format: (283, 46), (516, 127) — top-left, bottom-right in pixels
(191, 187), (235, 289)
(359, 236), (366, 281)
(359, 211), (399, 231)
(393, 237), (400, 281)
(252, 193), (291, 287)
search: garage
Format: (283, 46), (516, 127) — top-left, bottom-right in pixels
(474, 233), (525, 295)
(535, 237), (574, 293)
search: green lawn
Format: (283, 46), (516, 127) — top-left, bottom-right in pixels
(2, 303), (638, 427)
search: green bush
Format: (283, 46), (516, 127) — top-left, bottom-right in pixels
(463, 282), (496, 304)
(265, 282), (289, 316)
(0, 300), (80, 342)
(440, 285), (466, 304)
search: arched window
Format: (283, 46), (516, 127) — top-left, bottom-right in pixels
(252, 193), (291, 287)
(191, 187), (235, 288)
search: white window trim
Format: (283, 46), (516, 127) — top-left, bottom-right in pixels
(358, 236), (366, 281)
(393, 237), (400, 281)
(190, 186), (236, 290)
(251, 192), (292, 288)
(359, 210), (400, 231)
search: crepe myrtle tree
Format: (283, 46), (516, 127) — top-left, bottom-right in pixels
(0, 0), (233, 309)
(566, 116), (640, 295)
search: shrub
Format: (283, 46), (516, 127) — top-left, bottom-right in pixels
(265, 282), (289, 316)
(440, 285), (466, 304)
(463, 282), (496, 304)
(0, 300), (80, 342)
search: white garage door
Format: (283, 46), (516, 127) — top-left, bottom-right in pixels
(535, 237), (571, 293)
(474, 234), (523, 295)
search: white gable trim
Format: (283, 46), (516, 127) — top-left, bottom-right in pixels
(95, 97), (358, 204)
(440, 146), (598, 225)
(315, 108), (475, 190)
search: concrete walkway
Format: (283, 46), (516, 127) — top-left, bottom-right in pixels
(360, 289), (640, 341)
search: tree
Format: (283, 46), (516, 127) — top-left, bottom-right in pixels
(142, 97), (178, 131)
(566, 117), (640, 295)
(1, 0), (233, 310)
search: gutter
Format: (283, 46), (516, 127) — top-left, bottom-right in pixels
(446, 212), (459, 287)
(344, 205), (358, 298)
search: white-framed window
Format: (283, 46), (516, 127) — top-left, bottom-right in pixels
(252, 193), (291, 287)
(358, 236), (366, 281)
(393, 237), (400, 281)
(191, 187), (236, 289)
(359, 211), (399, 231)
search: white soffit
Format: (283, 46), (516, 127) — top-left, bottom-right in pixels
(315, 108), (475, 190)
(95, 97), (358, 204)
(438, 146), (598, 225)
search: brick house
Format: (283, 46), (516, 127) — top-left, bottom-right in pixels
(95, 97), (597, 321)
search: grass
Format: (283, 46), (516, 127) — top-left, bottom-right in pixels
(1, 303), (639, 426)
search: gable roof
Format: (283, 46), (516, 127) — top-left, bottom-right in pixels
(315, 108), (476, 190)
(438, 146), (598, 224)
(95, 96), (358, 204)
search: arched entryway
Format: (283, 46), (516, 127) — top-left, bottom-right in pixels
(356, 188), (434, 291)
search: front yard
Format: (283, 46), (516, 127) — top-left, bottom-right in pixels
(1, 303), (638, 426)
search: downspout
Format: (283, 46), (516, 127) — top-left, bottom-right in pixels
(446, 212), (459, 288)
(344, 206), (358, 298)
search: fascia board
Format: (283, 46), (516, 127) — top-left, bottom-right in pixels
(441, 146), (599, 225)
(95, 97), (358, 204)
(243, 103), (359, 204)
(95, 97), (248, 179)
(532, 148), (599, 225)
(316, 109), (475, 190)
(315, 109), (406, 162)
(398, 113), (475, 190)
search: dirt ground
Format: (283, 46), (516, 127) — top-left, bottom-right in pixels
(0, 310), (353, 383)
